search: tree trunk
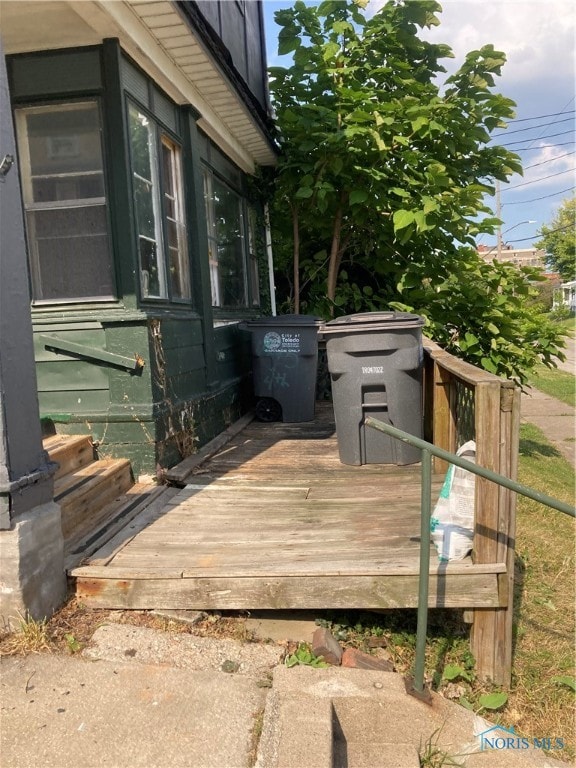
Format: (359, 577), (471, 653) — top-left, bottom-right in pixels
(326, 200), (345, 316)
(292, 203), (300, 314)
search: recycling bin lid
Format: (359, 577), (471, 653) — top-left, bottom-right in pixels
(241, 314), (322, 328)
(323, 311), (424, 333)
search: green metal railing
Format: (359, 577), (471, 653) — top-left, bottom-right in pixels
(365, 415), (576, 696)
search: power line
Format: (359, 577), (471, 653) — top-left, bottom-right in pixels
(516, 97), (575, 154)
(493, 117), (574, 138)
(503, 168), (575, 191)
(503, 186), (575, 205)
(523, 151), (575, 171)
(481, 224), (573, 252)
(505, 109), (575, 125)
(509, 224), (573, 243)
(500, 129), (576, 147)
(506, 142), (576, 152)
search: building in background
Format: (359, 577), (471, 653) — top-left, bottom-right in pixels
(1, 0), (277, 475)
(477, 244), (547, 271)
(554, 280), (576, 313)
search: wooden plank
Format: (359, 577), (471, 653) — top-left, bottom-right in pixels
(84, 486), (181, 567)
(57, 459), (133, 540)
(72, 559), (506, 579)
(490, 383), (521, 684)
(471, 380), (503, 683)
(165, 411), (255, 484)
(74, 572), (501, 610)
(44, 434), (94, 479)
(64, 484), (175, 570)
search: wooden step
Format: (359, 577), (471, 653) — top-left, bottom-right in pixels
(43, 434), (95, 479)
(55, 458), (133, 540)
(65, 484), (179, 570)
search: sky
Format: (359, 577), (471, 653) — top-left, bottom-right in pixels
(262, 0), (576, 250)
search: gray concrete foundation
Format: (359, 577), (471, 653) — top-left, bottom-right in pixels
(0, 501), (67, 628)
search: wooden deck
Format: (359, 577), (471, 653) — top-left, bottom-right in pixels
(71, 403), (506, 612)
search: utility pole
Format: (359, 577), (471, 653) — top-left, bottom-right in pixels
(496, 181), (502, 259)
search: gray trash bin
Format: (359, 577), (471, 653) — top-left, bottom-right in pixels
(241, 315), (321, 423)
(323, 311), (425, 465)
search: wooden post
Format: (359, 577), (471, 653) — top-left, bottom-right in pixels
(492, 384), (520, 685)
(471, 380), (505, 683)
(432, 360), (456, 474)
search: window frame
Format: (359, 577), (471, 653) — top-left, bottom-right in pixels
(15, 98), (116, 305)
(127, 99), (191, 306)
(201, 151), (260, 312)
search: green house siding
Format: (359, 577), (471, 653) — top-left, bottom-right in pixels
(33, 312), (253, 476)
(10, 41), (263, 478)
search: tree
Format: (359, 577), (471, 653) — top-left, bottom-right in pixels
(269, 0), (565, 383)
(535, 197), (576, 282)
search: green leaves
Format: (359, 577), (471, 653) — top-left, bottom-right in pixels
(442, 664), (474, 683)
(478, 691), (508, 711)
(285, 643), (329, 668)
(393, 209), (415, 231)
(268, 0), (566, 378)
(350, 189), (369, 205)
(551, 675), (576, 692)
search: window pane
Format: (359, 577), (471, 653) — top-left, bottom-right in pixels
(16, 101), (114, 302)
(161, 138), (190, 299)
(27, 205), (114, 300)
(138, 237), (161, 297)
(24, 103), (105, 203)
(212, 177), (247, 307)
(128, 104), (166, 299)
(133, 176), (156, 241)
(129, 108), (153, 181)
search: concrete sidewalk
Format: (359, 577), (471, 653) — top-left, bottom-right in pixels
(0, 620), (569, 768)
(520, 385), (575, 466)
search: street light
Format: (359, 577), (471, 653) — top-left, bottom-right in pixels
(491, 220), (537, 258)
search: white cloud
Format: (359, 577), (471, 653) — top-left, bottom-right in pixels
(368, 0), (576, 113)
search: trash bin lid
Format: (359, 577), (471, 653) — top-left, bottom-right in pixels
(324, 311), (424, 333)
(241, 314), (322, 328)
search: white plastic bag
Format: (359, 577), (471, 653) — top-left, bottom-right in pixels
(430, 440), (476, 561)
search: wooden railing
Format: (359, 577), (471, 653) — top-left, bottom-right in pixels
(422, 338), (521, 684)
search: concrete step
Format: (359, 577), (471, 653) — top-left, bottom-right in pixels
(43, 434), (95, 479)
(55, 458), (133, 540)
(256, 671), (422, 768)
(256, 690), (333, 768)
(333, 698), (420, 768)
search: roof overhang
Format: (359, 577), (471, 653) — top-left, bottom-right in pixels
(0, 0), (277, 173)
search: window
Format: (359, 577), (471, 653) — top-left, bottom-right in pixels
(128, 103), (190, 301)
(203, 170), (248, 308)
(15, 101), (114, 302)
(203, 168), (260, 309)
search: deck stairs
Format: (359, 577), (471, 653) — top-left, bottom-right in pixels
(43, 434), (169, 570)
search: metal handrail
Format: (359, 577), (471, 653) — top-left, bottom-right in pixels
(365, 415), (576, 695)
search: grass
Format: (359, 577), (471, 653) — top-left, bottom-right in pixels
(527, 363), (575, 407)
(508, 422), (575, 759)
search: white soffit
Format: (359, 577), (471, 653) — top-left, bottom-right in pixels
(0, 0), (276, 172)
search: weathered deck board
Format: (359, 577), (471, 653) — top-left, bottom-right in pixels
(72, 402), (504, 612)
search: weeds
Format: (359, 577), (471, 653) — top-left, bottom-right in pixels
(247, 707), (265, 768)
(0, 613), (52, 655)
(419, 727), (464, 767)
(284, 643), (329, 668)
